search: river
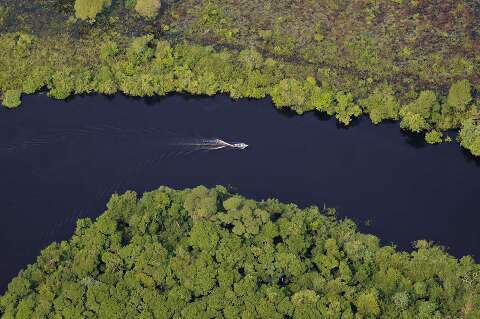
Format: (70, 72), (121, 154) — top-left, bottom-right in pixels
(1, 93), (479, 292)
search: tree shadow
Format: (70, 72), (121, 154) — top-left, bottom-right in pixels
(460, 148), (480, 167)
(276, 107), (300, 118)
(169, 92), (225, 105)
(312, 111), (364, 129)
(400, 130), (427, 149)
(119, 93), (169, 106)
(101, 94), (116, 102)
(144, 95), (167, 105)
(313, 111), (331, 123)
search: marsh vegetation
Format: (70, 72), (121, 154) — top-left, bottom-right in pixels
(1, 0), (480, 154)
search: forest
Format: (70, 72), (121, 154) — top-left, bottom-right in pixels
(1, 186), (479, 318)
(0, 0), (480, 154)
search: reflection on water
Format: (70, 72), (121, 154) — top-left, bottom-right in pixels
(1, 93), (479, 293)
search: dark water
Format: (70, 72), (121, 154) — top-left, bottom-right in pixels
(1, 93), (480, 293)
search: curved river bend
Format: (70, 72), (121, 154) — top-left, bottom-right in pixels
(1, 94), (479, 292)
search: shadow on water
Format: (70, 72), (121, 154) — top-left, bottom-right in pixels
(313, 111), (363, 129)
(276, 106), (299, 118)
(313, 111), (331, 122)
(460, 148), (480, 167)
(0, 93), (479, 293)
(102, 94), (116, 102)
(400, 130), (427, 149)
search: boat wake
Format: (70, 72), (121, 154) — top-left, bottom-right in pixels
(1, 126), (248, 160)
(175, 138), (248, 151)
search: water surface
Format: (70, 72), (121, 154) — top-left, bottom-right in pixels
(1, 93), (479, 292)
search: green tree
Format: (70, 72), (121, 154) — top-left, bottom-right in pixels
(399, 90), (438, 132)
(125, 0), (137, 10)
(334, 92), (362, 125)
(271, 78), (307, 113)
(446, 80), (472, 113)
(23, 66), (51, 94)
(434, 80), (473, 129)
(2, 89), (21, 108)
(100, 41), (119, 61)
(356, 290), (380, 317)
(0, 5), (7, 27)
(400, 111), (430, 133)
(425, 130), (443, 144)
(392, 291), (409, 310)
(459, 119), (480, 156)
(126, 35), (155, 65)
(48, 70), (75, 100)
(95, 66), (118, 95)
(135, 0), (161, 18)
(314, 89), (335, 115)
(74, 0), (112, 21)
(360, 86), (399, 124)
(189, 221), (219, 253)
(183, 186), (218, 220)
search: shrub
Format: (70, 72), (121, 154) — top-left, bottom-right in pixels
(2, 90), (21, 108)
(459, 119), (480, 156)
(425, 130), (443, 144)
(135, 0), (161, 18)
(74, 0), (112, 21)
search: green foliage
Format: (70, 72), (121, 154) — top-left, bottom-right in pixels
(446, 80), (472, 113)
(360, 86), (399, 124)
(195, 2), (238, 42)
(0, 5), (7, 27)
(425, 130), (443, 144)
(433, 80), (474, 129)
(48, 69), (75, 100)
(100, 41), (119, 61)
(401, 90), (438, 120)
(399, 91), (438, 133)
(1, 186), (479, 318)
(271, 31), (295, 57)
(184, 185), (218, 220)
(313, 89), (335, 115)
(135, 0), (161, 19)
(400, 112), (430, 133)
(334, 92), (362, 125)
(271, 79), (307, 111)
(459, 119), (480, 156)
(2, 90), (21, 108)
(271, 77), (348, 117)
(23, 66), (51, 94)
(127, 35), (155, 64)
(356, 290), (380, 317)
(125, 0), (138, 10)
(74, 0), (112, 21)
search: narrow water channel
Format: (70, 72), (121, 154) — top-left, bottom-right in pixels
(1, 93), (479, 292)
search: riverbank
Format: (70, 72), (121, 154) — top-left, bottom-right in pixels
(1, 93), (479, 294)
(1, 1), (480, 155)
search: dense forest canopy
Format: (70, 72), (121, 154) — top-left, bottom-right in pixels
(0, 0), (480, 154)
(1, 186), (479, 318)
